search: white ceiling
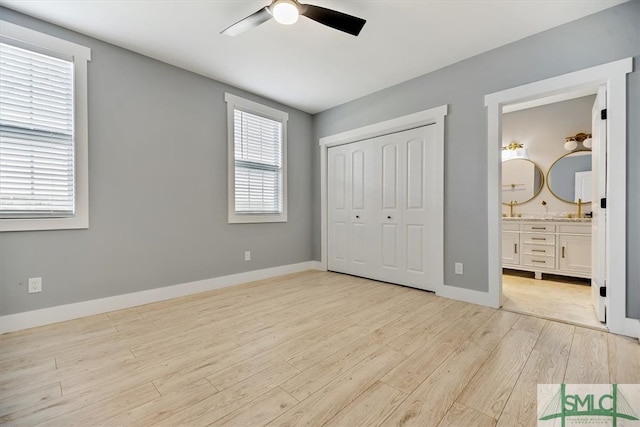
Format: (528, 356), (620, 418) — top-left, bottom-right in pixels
(0, 0), (626, 114)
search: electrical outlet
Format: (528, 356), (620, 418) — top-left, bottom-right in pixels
(28, 277), (42, 293)
(244, 251), (251, 261)
(454, 263), (463, 275)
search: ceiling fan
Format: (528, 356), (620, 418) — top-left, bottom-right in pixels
(221, 0), (366, 37)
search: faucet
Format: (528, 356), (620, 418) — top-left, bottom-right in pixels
(577, 198), (582, 218)
(509, 200), (517, 218)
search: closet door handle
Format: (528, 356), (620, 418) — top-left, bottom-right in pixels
(514, 243), (518, 254)
(562, 246), (565, 258)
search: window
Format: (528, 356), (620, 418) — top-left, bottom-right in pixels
(0, 21), (90, 232)
(225, 93), (288, 223)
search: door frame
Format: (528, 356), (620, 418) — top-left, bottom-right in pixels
(319, 105), (448, 294)
(485, 57), (637, 338)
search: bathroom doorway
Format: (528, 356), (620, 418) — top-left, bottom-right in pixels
(485, 58), (634, 337)
(499, 92), (604, 330)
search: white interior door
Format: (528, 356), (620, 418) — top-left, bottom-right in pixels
(378, 138), (402, 280)
(397, 125), (440, 290)
(591, 85), (607, 322)
(327, 144), (374, 277)
(327, 146), (350, 273)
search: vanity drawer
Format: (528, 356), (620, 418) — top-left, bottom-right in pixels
(558, 224), (591, 234)
(522, 254), (555, 269)
(522, 244), (555, 257)
(502, 222), (520, 231)
(521, 233), (555, 245)
(522, 223), (556, 233)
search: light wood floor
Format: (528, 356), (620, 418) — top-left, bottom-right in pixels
(502, 271), (606, 331)
(1, 271), (638, 426)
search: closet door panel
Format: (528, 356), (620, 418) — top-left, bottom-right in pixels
(333, 153), (346, 209)
(328, 142), (376, 276)
(407, 139), (424, 209)
(379, 140), (402, 278)
(332, 222), (348, 263)
(350, 148), (368, 267)
(327, 148), (350, 273)
(351, 222), (366, 264)
(382, 144), (398, 210)
(401, 129), (436, 289)
(420, 125), (444, 287)
(406, 225), (424, 273)
(351, 150), (365, 210)
(404, 136), (426, 277)
(382, 224), (399, 269)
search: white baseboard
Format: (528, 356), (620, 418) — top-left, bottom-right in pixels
(0, 261), (318, 334)
(311, 260), (325, 271)
(437, 284), (499, 309)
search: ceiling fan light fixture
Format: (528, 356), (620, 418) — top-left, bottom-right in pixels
(221, 0), (366, 37)
(272, 0), (299, 25)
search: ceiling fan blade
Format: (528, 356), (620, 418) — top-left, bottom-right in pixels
(221, 6), (272, 36)
(299, 4), (366, 36)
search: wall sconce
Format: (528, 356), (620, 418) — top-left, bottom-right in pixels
(564, 132), (592, 151)
(502, 141), (529, 161)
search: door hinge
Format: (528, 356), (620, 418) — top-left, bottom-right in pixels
(600, 198), (607, 209)
(601, 109), (607, 120)
(600, 286), (607, 297)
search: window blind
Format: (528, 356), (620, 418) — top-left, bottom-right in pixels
(233, 109), (282, 214)
(0, 42), (75, 218)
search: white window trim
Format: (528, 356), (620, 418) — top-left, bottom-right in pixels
(0, 21), (91, 232)
(225, 93), (288, 223)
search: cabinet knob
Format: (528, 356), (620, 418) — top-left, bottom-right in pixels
(387, 216), (392, 219)
(355, 215), (360, 219)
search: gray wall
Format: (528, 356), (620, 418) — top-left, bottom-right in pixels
(0, 8), (314, 316)
(312, 1), (639, 318)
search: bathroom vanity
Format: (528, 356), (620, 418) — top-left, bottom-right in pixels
(502, 218), (591, 279)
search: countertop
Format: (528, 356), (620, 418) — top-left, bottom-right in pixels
(502, 217), (591, 223)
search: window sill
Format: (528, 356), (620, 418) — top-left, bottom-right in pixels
(0, 216), (88, 232)
(228, 213), (287, 224)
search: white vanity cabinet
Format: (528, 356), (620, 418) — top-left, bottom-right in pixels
(558, 225), (591, 275)
(502, 223), (520, 265)
(502, 220), (591, 279)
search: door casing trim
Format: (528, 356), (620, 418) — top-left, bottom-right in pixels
(485, 57), (636, 338)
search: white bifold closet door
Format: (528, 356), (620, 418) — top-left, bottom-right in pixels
(328, 125), (441, 291)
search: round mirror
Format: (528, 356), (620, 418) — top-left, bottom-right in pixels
(502, 158), (544, 205)
(547, 151), (592, 204)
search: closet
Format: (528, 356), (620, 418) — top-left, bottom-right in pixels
(327, 125), (441, 291)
